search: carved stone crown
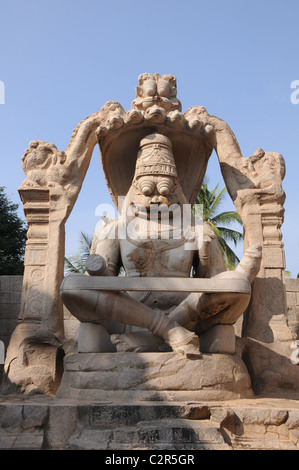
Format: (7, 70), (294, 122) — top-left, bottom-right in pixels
(134, 133), (178, 179)
(96, 73), (216, 208)
(131, 73), (181, 112)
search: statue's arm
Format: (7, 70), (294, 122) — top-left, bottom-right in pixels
(195, 221), (226, 278)
(90, 219), (121, 276)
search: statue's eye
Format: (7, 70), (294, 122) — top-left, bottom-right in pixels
(140, 179), (155, 196)
(157, 178), (172, 196)
(170, 183), (178, 193)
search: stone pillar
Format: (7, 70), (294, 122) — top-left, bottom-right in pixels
(236, 183), (299, 393)
(242, 201), (288, 343)
(18, 188), (65, 337)
(3, 110), (105, 394)
(3, 188), (65, 394)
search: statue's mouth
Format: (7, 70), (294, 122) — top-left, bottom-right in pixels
(130, 203), (181, 220)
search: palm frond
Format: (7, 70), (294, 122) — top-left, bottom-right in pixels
(216, 227), (244, 246)
(207, 221), (222, 238)
(64, 256), (83, 274)
(217, 237), (240, 269)
(64, 232), (93, 274)
(209, 185), (227, 219)
(78, 232), (92, 252)
(211, 211), (243, 227)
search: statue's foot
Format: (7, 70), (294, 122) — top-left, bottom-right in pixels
(111, 331), (165, 353)
(236, 244), (262, 283)
(166, 326), (201, 358)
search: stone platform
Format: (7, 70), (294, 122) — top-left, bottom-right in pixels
(0, 395), (299, 449)
(56, 352), (254, 401)
(2, 352), (299, 450)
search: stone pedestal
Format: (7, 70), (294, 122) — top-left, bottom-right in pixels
(56, 352), (254, 401)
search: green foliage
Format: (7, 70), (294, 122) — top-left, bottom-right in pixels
(64, 232), (93, 274)
(194, 180), (243, 270)
(0, 187), (27, 275)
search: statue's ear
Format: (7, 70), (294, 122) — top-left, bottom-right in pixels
(138, 73), (153, 85)
(136, 85), (143, 97)
(163, 74), (176, 86)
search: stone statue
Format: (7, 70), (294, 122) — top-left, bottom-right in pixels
(61, 132), (262, 357)
(5, 72), (294, 399)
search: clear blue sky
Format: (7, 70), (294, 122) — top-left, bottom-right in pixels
(1, 0), (298, 276)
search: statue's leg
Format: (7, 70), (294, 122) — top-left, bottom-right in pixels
(185, 289), (251, 334)
(60, 283), (201, 357)
(169, 244), (262, 334)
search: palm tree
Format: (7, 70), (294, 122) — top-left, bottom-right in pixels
(64, 232), (93, 274)
(194, 179), (243, 270)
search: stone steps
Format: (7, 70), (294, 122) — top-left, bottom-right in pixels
(68, 418), (230, 450)
(0, 398), (298, 450)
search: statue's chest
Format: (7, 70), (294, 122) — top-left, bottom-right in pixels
(120, 238), (194, 276)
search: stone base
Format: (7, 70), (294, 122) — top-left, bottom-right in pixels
(1, 396), (299, 449)
(56, 351), (254, 401)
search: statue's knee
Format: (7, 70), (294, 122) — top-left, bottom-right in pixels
(217, 291), (250, 319)
(234, 292), (251, 311)
(61, 287), (97, 311)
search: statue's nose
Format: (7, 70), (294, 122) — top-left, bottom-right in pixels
(150, 195), (170, 206)
(150, 195), (160, 204)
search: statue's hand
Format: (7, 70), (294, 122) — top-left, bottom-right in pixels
(198, 223), (215, 274)
(86, 254), (112, 276)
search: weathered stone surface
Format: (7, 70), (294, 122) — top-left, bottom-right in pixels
(68, 429), (113, 450)
(286, 278), (299, 337)
(132, 419), (230, 450)
(0, 428), (18, 449)
(45, 405), (77, 450)
(57, 352), (253, 401)
(0, 404), (23, 429)
(0, 398), (298, 449)
(13, 429), (44, 450)
(234, 407), (288, 426)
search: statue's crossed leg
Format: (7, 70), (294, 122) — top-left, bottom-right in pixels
(61, 282), (201, 357)
(61, 245), (262, 356)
